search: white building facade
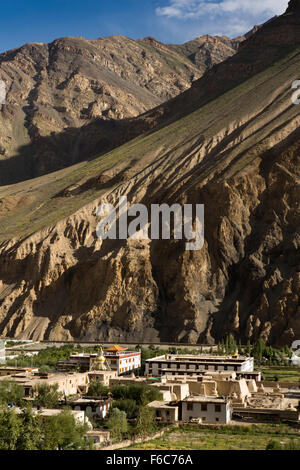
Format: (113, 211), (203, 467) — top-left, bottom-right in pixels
(182, 397), (232, 424)
(0, 340), (5, 365)
(145, 354), (254, 377)
(105, 351), (141, 374)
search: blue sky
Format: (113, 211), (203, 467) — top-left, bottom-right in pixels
(0, 0), (289, 53)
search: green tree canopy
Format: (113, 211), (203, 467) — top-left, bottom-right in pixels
(0, 406), (91, 450)
(41, 408), (91, 450)
(135, 406), (156, 439)
(87, 380), (109, 398)
(107, 408), (128, 441)
(33, 383), (62, 409)
(0, 380), (24, 407)
(0, 406), (22, 450)
(112, 398), (139, 419)
(111, 384), (162, 406)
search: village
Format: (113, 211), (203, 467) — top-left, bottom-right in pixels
(0, 340), (299, 449)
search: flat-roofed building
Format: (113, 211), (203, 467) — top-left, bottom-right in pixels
(0, 340), (5, 364)
(236, 371), (261, 381)
(67, 397), (111, 419)
(0, 366), (39, 377)
(58, 345), (141, 375)
(182, 396), (232, 424)
(233, 403), (300, 424)
(104, 345), (141, 375)
(0, 370), (89, 398)
(85, 430), (111, 448)
(147, 401), (179, 424)
(58, 353), (94, 372)
(145, 354), (254, 377)
(87, 370), (118, 386)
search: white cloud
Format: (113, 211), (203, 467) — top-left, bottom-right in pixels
(156, 0), (289, 19)
(155, 0), (289, 39)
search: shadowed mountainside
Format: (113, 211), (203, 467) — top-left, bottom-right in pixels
(0, 33), (248, 184)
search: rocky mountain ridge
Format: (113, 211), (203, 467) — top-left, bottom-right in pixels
(0, 32), (247, 184)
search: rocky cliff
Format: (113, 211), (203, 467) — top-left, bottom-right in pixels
(0, 33), (244, 184)
(0, 1), (299, 345)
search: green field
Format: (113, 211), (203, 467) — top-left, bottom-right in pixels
(261, 367), (300, 383)
(127, 424), (300, 450)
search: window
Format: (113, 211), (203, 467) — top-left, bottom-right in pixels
(201, 404), (207, 411)
(215, 405), (221, 412)
(187, 402), (193, 411)
(216, 418), (219, 422)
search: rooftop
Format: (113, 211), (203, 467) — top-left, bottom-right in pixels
(68, 397), (109, 404)
(183, 395), (229, 403)
(14, 408), (84, 418)
(148, 400), (178, 409)
(146, 354), (252, 363)
(106, 345), (127, 352)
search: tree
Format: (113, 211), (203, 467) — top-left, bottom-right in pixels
(0, 405), (91, 450)
(33, 383), (62, 409)
(252, 339), (266, 362)
(110, 384), (162, 406)
(107, 408), (128, 441)
(112, 399), (139, 419)
(87, 380), (109, 398)
(224, 334), (237, 355)
(0, 405), (42, 450)
(0, 380), (24, 406)
(0, 407), (22, 450)
(17, 405), (42, 450)
(40, 409), (91, 450)
(135, 406), (156, 439)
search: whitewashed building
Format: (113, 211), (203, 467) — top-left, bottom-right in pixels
(182, 396), (232, 424)
(145, 354), (254, 377)
(104, 345), (141, 375)
(0, 340), (5, 364)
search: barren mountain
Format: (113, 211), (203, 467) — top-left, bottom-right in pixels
(0, 1), (299, 345)
(167, 33), (250, 71)
(0, 32), (244, 184)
